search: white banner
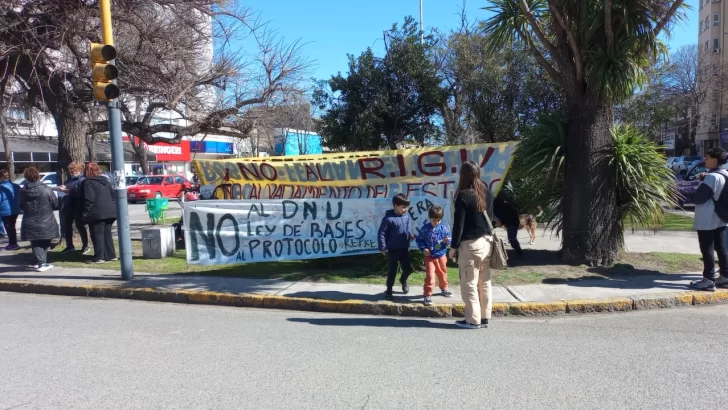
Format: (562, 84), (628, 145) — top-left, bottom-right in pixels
(184, 197), (451, 265)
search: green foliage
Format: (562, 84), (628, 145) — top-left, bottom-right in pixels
(511, 116), (679, 235)
(612, 124), (680, 228)
(312, 17), (444, 150)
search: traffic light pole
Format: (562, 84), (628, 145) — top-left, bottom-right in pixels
(99, 0), (133, 280)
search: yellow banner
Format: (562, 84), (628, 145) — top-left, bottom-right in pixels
(192, 142), (516, 200)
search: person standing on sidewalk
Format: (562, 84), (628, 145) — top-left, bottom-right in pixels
(59, 162), (90, 255)
(416, 205), (453, 306)
(378, 193), (415, 300)
(691, 148), (728, 292)
(19, 167), (59, 272)
(493, 194), (524, 258)
(0, 169), (21, 250)
(448, 161), (495, 329)
(81, 162), (117, 264)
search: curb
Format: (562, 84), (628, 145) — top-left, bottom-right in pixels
(1, 280), (727, 318)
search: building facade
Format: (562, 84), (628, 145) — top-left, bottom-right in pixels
(697, 0), (728, 155)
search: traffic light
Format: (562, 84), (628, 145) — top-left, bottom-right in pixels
(89, 42), (120, 101)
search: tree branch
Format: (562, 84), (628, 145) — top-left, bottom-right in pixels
(654, 0), (685, 37)
(547, 0), (583, 82)
(518, 0), (560, 59)
(515, 26), (564, 87)
(604, 0), (614, 52)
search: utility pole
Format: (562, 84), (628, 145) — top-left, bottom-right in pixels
(419, 0), (424, 44)
(95, 0), (134, 280)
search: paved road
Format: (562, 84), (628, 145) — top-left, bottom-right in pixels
(1, 293), (727, 409)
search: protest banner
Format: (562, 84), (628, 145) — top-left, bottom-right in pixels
(192, 142), (516, 200)
(184, 197), (450, 265)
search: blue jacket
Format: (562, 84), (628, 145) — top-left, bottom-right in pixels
(0, 179), (20, 217)
(416, 221), (451, 258)
(377, 210), (412, 251)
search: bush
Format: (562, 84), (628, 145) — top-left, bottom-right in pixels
(510, 115), (679, 237)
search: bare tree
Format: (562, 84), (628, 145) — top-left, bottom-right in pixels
(1, 0), (311, 179)
(661, 44), (728, 153)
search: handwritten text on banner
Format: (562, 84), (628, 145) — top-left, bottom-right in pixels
(184, 198), (450, 265)
(192, 142), (516, 200)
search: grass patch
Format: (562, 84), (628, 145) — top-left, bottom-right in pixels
(626, 212), (693, 231)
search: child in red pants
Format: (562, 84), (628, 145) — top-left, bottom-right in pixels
(416, 205), (453, 305)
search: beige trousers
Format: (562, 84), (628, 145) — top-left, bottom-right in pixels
(458, 236), (493, 324)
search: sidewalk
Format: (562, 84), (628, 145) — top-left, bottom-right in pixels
(2, 262), (726, 318)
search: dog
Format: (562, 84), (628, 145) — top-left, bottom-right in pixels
(518, 207), (543, 245)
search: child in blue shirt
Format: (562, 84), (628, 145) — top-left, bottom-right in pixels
(378, 194), (415, 299)
(416, 205), (453, 305)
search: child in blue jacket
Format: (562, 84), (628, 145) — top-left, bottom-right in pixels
(378, 194), (415, 299)
(416, 205), (453, 306)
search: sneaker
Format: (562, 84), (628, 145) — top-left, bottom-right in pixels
(4, 244), (20, 251)
(384, 290), (394, 300)
(690, 278), (717, 292)
(59, 247), (76, 254)
(36, 263), (53, 272)
(400, 278), (409, 294)
(715, 276), (728, 289)
(481, 319), (489, 328)
(455, 320), (481, 329)
(109, 257), (119, 261)
(81, 247), (91, 255)
(85, 259), (105, 264)
(423, 296), (433, 306)
(441, 289), (453, 298)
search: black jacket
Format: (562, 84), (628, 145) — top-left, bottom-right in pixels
(81, 176), (116, 222)
(64, 174), (86, 217)
(493, 197), (520, 226)
(450, 188), (494, 249)
(20, 182), (60, 241)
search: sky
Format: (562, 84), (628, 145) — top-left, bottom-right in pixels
(237, 0), (699, 83)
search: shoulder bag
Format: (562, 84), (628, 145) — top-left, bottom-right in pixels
(482, 210), (508, 270)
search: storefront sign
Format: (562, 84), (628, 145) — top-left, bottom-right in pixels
(184, 197), (449, 265)
(124, 137), (191, 162)
(192, 142), (517, 200)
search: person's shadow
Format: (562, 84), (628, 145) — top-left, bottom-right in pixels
(288, 317), (455, 329)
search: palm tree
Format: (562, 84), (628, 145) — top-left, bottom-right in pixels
(482, 0), (686, 265)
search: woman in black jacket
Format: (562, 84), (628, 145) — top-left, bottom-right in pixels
(448, 161), (495, 329)
(19, 167), (59, 272)
(81, 162), (117, 263)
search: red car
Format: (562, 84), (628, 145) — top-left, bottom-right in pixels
(127, 175), (191, 203)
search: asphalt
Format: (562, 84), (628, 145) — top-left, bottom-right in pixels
(1, 292), (727, 410)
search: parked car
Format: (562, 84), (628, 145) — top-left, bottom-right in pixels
(676, 161), (728, 207)
(13, 172), (59, 188)
(127, 175), (191, 203)
(666, 157), (677, 169)
(675, 155), (701, 174)
(125, 176), (141, 186)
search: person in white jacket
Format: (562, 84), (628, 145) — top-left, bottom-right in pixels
(691, 147), (728, 292)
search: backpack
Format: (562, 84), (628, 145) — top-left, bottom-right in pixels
(711, 171), (728, 222)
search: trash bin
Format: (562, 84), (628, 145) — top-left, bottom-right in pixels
(145, 198), (169, 224)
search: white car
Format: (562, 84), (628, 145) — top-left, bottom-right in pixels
(13, 172), (59, 188)
(674, 155), (701, 173)
(666, 157), (677, 169)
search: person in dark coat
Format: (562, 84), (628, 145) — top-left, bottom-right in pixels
(493, 194), (524, 257)
(0, 169), (21, 250)
(19, 167), (59, 271)
(59, 161), (90, 254)
(81, 162), (117, 263)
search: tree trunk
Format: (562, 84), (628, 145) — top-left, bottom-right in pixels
(54, 102), (88, 182)
(561, 99), (621, 266)
(130, 138), (149, 174)
(0, 113), (13, 178)
(86, 134), (96, 162)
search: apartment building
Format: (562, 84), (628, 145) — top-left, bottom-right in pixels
(697, 0), (728, 155)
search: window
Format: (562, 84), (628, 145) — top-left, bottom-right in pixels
(715, 38), (721, 50)
(707, 16), (711, 28)
(164, 177), (173, 184)
(712, 113), (718, 127)
(174, 176), (185, 184)
(707, 41), (710, 52)
(43, 174), (57, 185)
(715, 14), (720, 26)
(701, 21), (705, 32)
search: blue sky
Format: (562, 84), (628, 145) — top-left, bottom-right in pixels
(238, 0), (699, 82)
